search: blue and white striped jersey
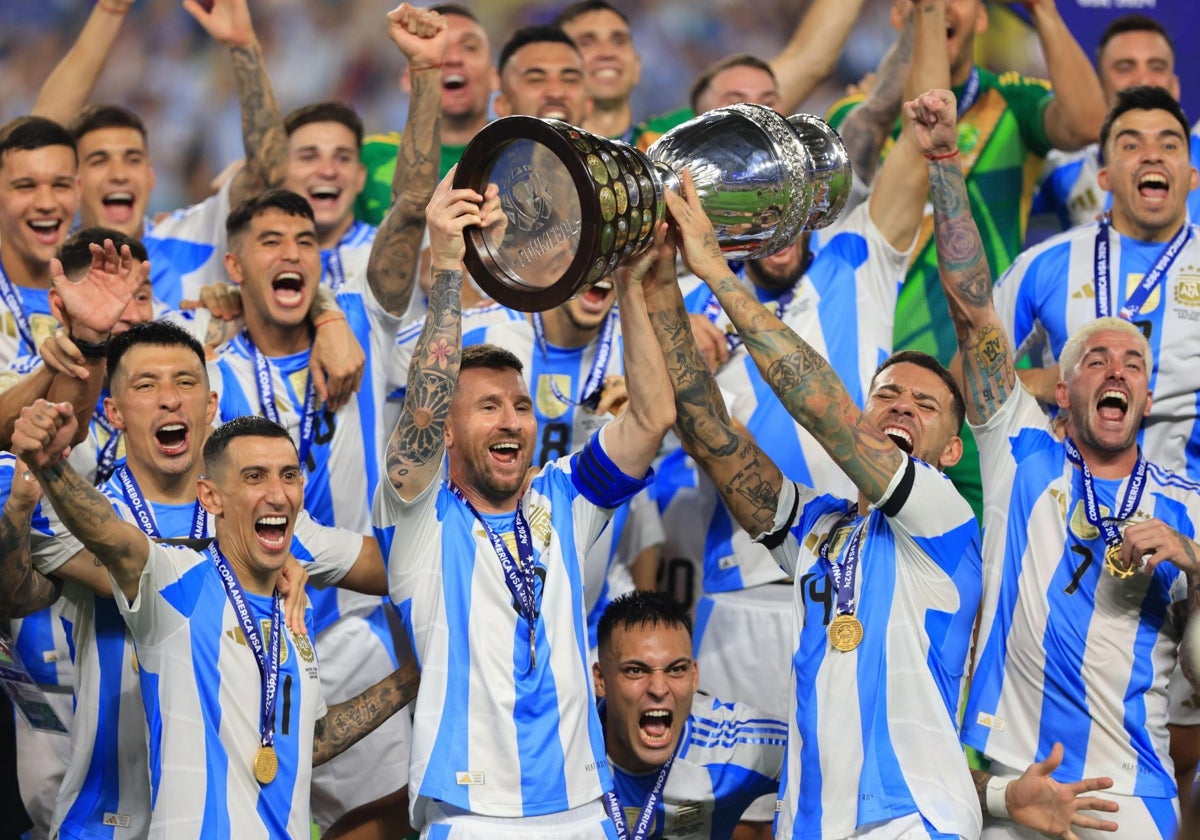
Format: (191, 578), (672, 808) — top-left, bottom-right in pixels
(141, 181), (232, 309)
(211, 270), (404, 632)
(0, 276), (55, 375)
(678, 202), (908, 593)
(45, 482), (359, 840)
(1032, 127), (1200, 232)
(0, 454), (82, 688)
(318, 220), (376, 293)
(375, 431), (651, 824)
(606, 694), (785, 840)
(994, 220), (1200, 481)
(964, 384), (1197, 800)
(762, 459), (982, 840)
(112, 538), (326, 839)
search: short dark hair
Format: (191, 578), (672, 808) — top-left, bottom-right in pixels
(203, 415), (296, 479)
(597, 591), (693, 654)
(284, 101), (364, 151)
(460, 343), (525, 375)
(225, 189), (315, 242)
(0, 116), (77, 166)
(1099, 85), (1190, 159)
(689, 54), (776, 114)
(554, 1), (630, 29)
(107, 320), (207, 389)
(430, 3), (479, 22)
(58, 226), (147, 279)
(871, 350), (966, 431)
(67, 104), (149, 146)
(1097, 14), (1173, 60)
(498, 25), (580, 73)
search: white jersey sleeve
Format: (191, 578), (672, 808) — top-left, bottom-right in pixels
(291, 509), (364, 588)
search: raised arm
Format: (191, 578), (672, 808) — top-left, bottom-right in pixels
(0, 463), (61, 620)
(1020, 0), (1106, 150)
(907, 89), (1016, 425)
(384, 171), (480, 501)
(312, 658), (419, 766)
(642, 228), (784, 539)
(12, 400), (147, 602)
(599, 231), (676, 479)
(366, 4), (446, 317)
(667, 173), (904, 504)
(183, 0), (287, 207)
(31, 0), (134, 125)
(768, 0), (867, 114)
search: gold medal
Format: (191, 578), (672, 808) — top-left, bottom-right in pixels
(1104, 542), (1134, 579)
(828, 614), (864, 652)
(254, 745), (278, 785)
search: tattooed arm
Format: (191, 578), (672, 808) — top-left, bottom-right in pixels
(385, 172), (481, 501)
(905, 89), (1015, 426)
(666, 173), (903, 505)
(184, 0), (288, 207)
(12, 400), (148, 602)
(313, 659), (419, 765)
(31, 0), (134, 125)
(0, 466), (61, 619)
(642, 228), (784, 539)
(366, 5), (447, 317)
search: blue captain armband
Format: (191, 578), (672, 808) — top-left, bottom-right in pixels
(570, 431), (652, 508)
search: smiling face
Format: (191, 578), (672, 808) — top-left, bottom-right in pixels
(594, 620), (697, 774)
(440, 12), (497, 126)
(1099, 107), (1198, 242)
(225, 208), (321, 339)
(864, 361), (963, 470)
(446, 365), (537, 512)
(495, 41), (591, 125)
(1057, 327), (1152, 459)
(1097, 29), (1179, 104)
(0, 145), (78, 282)
(561, 8), (641, 108)
(76, 127), (156, 237)
(283, 120), (366, 247)
(199, 434), (304, 591)
(695, 64), (781, 114)
(106, 343), (217, 482)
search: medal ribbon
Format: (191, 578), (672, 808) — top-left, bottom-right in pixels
(246, 333), (318, 466)
(323, 246), (346, 293)
(819, 510), (867, 616)
(116, 465), (207, 540)
(532, 308), (617, 407)
(93, 410), (122, 486)
(957, 68), (981, 117)
(1063, 436), (1147, 552)
(1093, 216), (1191, 321)
(210, 544), (281, 749)
(0, 262), (36, 353)
(449, 484), (539, 665)
(602, 754), (676, 840)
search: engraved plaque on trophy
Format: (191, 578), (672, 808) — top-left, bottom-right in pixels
(453, 103), (851, 311)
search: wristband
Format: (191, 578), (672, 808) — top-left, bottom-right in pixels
(409, 62), (443, 72)
(985, 775), (1014, 819)
(313, 314), (346, 330)
(924, 148), (960, 161)
(71, 335), (110, 359)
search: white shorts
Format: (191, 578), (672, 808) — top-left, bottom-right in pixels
(980, 777), (1178, 840)
(846, 811), (966, 839)
(309, 613), (413, 830)
(420, 798), (617, 839)
(693, 584), (793, 719)
(16, 689), (74, 840)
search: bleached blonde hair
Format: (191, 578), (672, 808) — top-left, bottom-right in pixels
(1059, 317), (1153, 380)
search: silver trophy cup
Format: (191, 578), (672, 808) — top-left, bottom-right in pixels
(452, 103), (851, 311)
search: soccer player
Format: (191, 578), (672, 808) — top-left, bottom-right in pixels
(594, 590), (786, 839)
(915, 83), (1195, 838)
(1, 319), (390, 840)
(1033, 15), (1200, 231)
(12, 404), (419, 838)
(374, 168), (673, 836)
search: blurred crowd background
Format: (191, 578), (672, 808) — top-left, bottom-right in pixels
(0, 0), (1086, 216)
